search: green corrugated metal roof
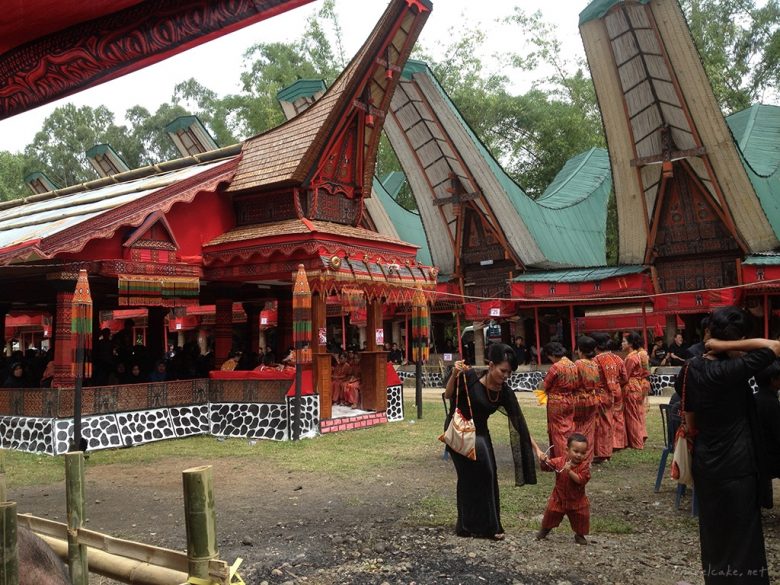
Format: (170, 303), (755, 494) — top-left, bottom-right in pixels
(727, 104), (780, 243)
(513, 265), (645, 283)
(165, 115), (199, 133)
(381, 171), (406, 199)
(579, 0), (651, 25)
(276, 79), (327, 103)
(372, 174), (433, 267)
(408, 60), (611, 268)
(743, 254), (780, 266)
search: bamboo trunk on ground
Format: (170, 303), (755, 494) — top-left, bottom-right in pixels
(37, 535), (188, 585)
(182, 466), (218, 580)
(0, 502), (18, 585)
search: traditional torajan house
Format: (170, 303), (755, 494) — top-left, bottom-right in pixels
(0, 0), (436, 454)
(565, 0), (780, 339)
(381, 60), (614, 359)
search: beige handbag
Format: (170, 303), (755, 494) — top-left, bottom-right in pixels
(439, 371), (477, 460)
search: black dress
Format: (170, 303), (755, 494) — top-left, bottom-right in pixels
(685, 349), (775, 584)
(445, 369), (536, 537)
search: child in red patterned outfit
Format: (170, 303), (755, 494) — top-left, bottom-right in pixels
(535, 433), (591, 545)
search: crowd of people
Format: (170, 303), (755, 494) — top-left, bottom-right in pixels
(445, 307), (780, 584)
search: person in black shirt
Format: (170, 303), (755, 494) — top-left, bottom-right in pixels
(686, 307), (780, 584)
(667, 332), (689, 366)
(513, 336), (530, 366)
(387, 342), (404, 365)
(649, 338), (669, 367)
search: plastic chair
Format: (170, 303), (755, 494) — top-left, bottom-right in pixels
(657, 403), (698, 516)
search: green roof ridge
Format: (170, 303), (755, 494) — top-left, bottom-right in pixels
(579, 0), (651, 25)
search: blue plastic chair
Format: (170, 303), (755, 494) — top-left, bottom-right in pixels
(657, 403), (697, 516)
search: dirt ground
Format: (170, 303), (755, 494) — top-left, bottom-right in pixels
(12, 392), (780, 585)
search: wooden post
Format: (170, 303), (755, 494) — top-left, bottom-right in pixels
(764, 293), (770, 339)
(455, 312), (463, 357)
(641, 301), (649, 348)
(182, 466), (217, 580)
(534, 306), (542, 365)
(569, 304), (576, 353)
(65, 452), (88, 585)
(0, 502), (17, 585)
(0, 450), (6, 503)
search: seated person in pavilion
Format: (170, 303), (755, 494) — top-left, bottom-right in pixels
(341, 352), (361, 408)
(220, 351), (241, 371)
(331, 352), (352, 404)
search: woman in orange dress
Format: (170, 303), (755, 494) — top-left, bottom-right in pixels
(542, 342), (579, 459)
(621, 331), (650, 449)
(341, 352), (361, 408)
(331, 353), (351, 404)
(591, 332), (628, 455)
(573, 336), (601, 466)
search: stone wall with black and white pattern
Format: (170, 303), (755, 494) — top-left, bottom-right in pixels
(649, 373), (677, 396)
(286, 395), (320, 438)
(210, 403), (288, 441)
(0, 416), (54, 454)
(508, 371), (544, 392)
(386, 385), (404, 422)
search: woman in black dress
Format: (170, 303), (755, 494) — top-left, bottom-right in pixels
(685, 306), (780, 584)
(444, 343), (540, 540)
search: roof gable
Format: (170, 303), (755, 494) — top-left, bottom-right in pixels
(227, 0), (432, 194)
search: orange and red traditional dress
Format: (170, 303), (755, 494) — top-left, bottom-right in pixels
(593, 351), (628, 455)
(574, 358), (601, 465)
(542, 356), (579, 458)
(622, 348), (650, 449)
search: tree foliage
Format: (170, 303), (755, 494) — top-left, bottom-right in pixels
(681, 0), (780, 113)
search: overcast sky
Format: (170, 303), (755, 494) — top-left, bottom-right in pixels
(0, 0), (588, 153)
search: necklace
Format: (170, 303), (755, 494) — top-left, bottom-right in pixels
(481, 376), (501, 402)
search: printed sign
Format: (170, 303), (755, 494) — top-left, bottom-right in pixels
(375, 328), (384, 345)
(319, 327), (327, 345)
(489, 308), (501, 317)
(443, 353), (453, 362)
(260, 316), (268, 325)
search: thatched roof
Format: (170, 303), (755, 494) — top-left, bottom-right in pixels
(580, 0), (778, 263)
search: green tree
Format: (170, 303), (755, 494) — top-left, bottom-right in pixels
(23, 104), (122, 187)
(0, 151), (31, 200)
(681, 0), (780, 113)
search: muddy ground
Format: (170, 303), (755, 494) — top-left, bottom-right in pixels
(12, 392), (780, 585)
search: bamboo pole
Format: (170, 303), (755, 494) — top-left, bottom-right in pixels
(65, 452), (88, 585)
(0, 450), (6, 503)
(182, 466), (217, 580)
(37, 534), (188, 585)
(0, 502), (17, 585)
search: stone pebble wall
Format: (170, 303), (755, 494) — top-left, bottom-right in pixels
(2, 382), (407, 455)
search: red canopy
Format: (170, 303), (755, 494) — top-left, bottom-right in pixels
(0, 0), (313, 119)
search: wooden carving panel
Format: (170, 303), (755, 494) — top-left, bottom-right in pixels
(236, 193), (297, 225)
(652, 163), (740, 292)
(461, 207), (503, 266)
(464, 262), (513, 300)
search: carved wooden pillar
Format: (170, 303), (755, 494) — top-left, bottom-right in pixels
(242, 303), (260, 354)
(52, 290), (75, 388)
(147, 307), (168, 362)
(214, 299), (233, 369)
(361, 299), (387, 411)
(311, 292), (332, 419)
(473, 321), (485, 366)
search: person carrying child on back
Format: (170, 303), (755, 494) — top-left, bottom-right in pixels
(536, 432), (591, 545)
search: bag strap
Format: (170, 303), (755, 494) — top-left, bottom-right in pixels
(456, 369), (473, 419)
(680, 362), (689, 413)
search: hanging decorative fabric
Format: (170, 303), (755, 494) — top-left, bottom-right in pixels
(341, 287), (366, 314)
(118, 275), (199, 307)
(71, 269), (93, 379)
(349, 308), (367, 327)
(293, 265), (312, 364)
(259, 300), (278, 331)
(411, 287), (430, 362)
